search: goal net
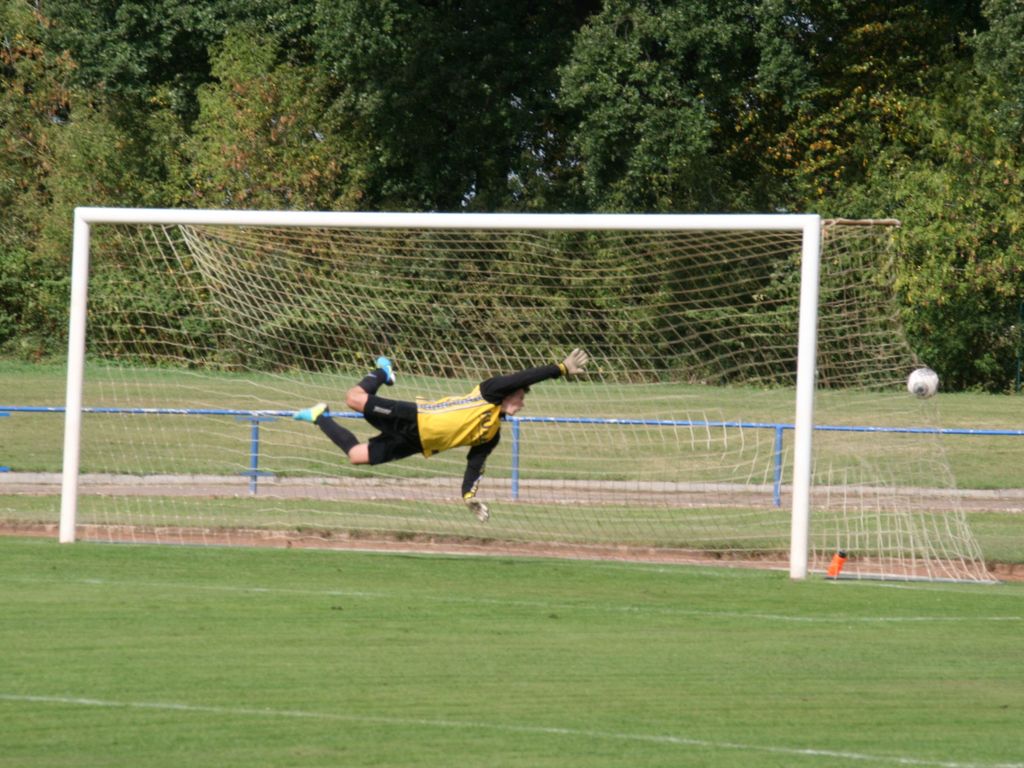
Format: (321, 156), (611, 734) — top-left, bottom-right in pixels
(27, 211), (995, 580)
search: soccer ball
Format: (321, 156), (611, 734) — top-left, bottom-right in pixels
(907, 367), (939, 398)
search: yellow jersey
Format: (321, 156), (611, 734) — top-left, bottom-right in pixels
(416, 386), (501, 457)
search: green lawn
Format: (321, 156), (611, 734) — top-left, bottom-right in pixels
(0, 536), (1021, 767)
(3, 359), (1024, 568)
(4, 360), (1024, 486)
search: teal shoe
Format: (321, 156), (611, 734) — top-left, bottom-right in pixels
(376, 356), (396, 386)
(293, 402), (327, 423)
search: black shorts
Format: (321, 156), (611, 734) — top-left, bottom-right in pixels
(363, 395), (424, 465)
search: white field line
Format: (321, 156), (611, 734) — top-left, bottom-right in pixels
(866, 581), (1024, 599)
(0, 693), (1019, 768)
(10, 576), (1023, 622)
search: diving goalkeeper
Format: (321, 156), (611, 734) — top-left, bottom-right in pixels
(293, 349), (590, 523)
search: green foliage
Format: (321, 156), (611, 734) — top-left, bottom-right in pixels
(750, 2), (981, 208)
(40, 0), (216, 123)
(185, 27), (361, 210)
(0, 245), (29, 350)
(2, 0), (1023, 388)
(885, 80), (1024, 391)
(559, 0), (755, 211)
(0, 0), (72, 356)
(732, 2), (1023, 390)
(973, 0), (1024, 142)
(314, 0), (594, 211)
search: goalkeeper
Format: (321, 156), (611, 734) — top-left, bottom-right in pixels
(293, 349), (590, 523)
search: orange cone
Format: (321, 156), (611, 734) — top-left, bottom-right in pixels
(826, 550), (848, 578)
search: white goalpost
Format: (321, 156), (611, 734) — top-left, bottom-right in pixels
(49, 207), (990, 582)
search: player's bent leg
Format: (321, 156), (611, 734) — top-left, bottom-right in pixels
(316, 414), (361, 456)
(366, 433), (421, 466)
(345, 386), (370, 412)
(346, 444), (371, 465)
(353, 358), (395, 401)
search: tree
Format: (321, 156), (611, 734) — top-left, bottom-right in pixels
(0, 0), (201, 357)
(885, 98), (1023, 391)
(877, 11), (1024, 392)
(973, 0), (1024, 142)
(185, 27), (360, 210)
(754, 2), (986, 209)
(559, 0), (762, 212)
(40, 0), (318, 124)
(0, 0), (75, 355)
(313, 0), (597, 211)
(764, 2), (1024, 390)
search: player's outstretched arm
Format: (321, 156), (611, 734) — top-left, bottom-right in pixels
(461, 437), (498, 523)
(480, 348), (590, 403)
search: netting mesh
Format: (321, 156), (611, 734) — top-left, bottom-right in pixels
(33, 216), (996, 579)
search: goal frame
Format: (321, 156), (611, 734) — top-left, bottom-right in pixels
(60, 207), (822, 579)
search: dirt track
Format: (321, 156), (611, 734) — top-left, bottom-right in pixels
(4, 472), (1024, 512)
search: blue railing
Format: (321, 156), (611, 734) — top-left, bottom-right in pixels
(3, 405), (1024, 505)
(0, 409), (7, 472)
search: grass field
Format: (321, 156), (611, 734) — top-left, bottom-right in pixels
(4, 360), (1024, 486)
(3, 360), (1024, 569)
(1, 536), (1022, 767)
